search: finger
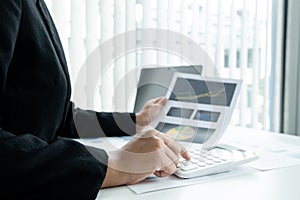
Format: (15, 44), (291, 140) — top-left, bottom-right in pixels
(157, 97), (167, 107)
(164, 146), (180, 166)
(160, 157), (177, 175)
(154, 170), (171, 178)
(157, 134), (181, 154)
(154, 156), (177, 178)
(158, 134), (191, 160)
(181, 149), (191, 160)
(153, 97), (162, 104)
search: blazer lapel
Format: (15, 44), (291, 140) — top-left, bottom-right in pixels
(37, 0), (70, 79)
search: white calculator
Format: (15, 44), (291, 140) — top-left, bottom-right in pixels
(176, 144), (258, 178)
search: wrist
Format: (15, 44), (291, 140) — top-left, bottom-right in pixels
(102, 150), (145, 188)
(101, 152), (128, 188)
(136, 112), (151, 132)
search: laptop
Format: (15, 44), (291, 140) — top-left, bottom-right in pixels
(133, 65), (202, 113)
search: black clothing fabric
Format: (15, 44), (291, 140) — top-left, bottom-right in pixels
(0, 0), (136, 199)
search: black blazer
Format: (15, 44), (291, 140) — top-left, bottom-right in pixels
(0, 0), (136, 199)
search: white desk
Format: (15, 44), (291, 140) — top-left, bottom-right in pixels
(96, 126), (300, 200)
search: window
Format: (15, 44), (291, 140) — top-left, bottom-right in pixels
(45, 0), (283, 132)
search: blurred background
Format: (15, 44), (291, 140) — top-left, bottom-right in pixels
(44, 0), (300, 135)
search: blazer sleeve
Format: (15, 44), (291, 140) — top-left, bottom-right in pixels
(60, 102), (137, 139)
(0, 1), (107, 199)
(0, 129), (108, 199)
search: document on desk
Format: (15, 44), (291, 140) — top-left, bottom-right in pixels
(220, 126), (300, 171)
(127, 166), (257, 194)
(246, 151), (300, 171)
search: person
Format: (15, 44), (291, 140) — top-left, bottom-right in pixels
(0, 0), (190, 199)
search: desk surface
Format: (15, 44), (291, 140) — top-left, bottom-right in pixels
(96, 126), (300, 200)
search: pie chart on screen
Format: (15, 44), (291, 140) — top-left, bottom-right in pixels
(166, 126), (196, 140)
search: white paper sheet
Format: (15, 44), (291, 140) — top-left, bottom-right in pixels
(127, 166), (258, 194)
(246, 151), (300, 171)
(220, 126), (300, 171)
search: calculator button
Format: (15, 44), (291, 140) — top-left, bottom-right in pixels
(199, 150), (208, 154)
(182, 161), (191, 166)
(181, 163), (198, 171)
(205, 155), (214, 160)
(213, 158), (222, 163)
(209, 153), (219, 158)
(189, 149), (196, 153)
(205, 160), (215, 165)
(219, 157), (227, 161)
(197, 162), (206, 167)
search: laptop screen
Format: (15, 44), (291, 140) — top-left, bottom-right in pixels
(133, 65), (202, 113)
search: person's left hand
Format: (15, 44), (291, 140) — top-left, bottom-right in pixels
(136, 97), (167, 132)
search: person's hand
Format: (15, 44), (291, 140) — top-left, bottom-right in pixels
(136, 97), (167, 132)
(101, 127), (190, 188)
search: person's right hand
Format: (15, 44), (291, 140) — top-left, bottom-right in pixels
(101, 127), (190, 188)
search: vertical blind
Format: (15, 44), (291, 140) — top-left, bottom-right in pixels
(44, 0), (281, 132)
(283, 0), (300, 136)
